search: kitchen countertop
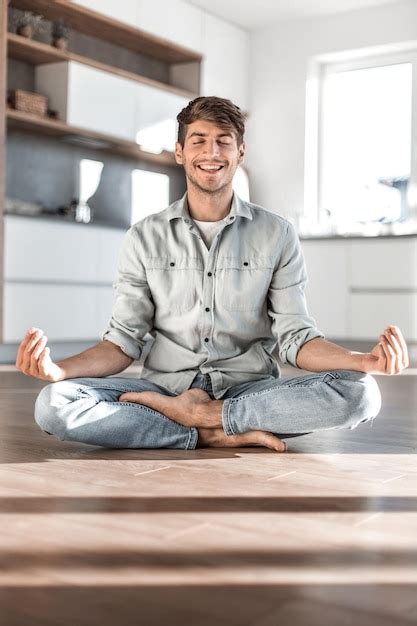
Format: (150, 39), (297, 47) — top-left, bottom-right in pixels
(5, 211), (417, 238)
(4, 210), (127, 230)
(299, 232), (417, 240)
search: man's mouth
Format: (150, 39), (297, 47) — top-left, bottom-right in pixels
(196, 163), (225, 173)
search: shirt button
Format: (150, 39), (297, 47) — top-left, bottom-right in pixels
(170, 262), (175, 266)
(184, 218), (190, 223)
(207, 272), (212, 277)
(229, 216), (234, 221)
(205, 307), (210, 312)
(243, 261), (248, 266)
(204, 337), (209, 342)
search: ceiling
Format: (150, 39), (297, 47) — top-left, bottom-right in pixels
(187, 0), (407, 30)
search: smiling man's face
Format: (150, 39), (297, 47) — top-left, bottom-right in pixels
(175, 119), (245, 194)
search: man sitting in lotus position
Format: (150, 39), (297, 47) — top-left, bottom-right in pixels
(17, 96), (408, 452)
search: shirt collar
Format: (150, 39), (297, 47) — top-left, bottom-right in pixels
(166, 191), (253, 222)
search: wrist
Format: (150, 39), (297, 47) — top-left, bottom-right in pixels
(349, 351), (368, 372)
(55, 360), (70, 380)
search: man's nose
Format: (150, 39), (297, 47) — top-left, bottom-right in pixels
(204, 140), (221, 158)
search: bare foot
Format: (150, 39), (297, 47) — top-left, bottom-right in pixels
(118, 388), (221, 427)
(197, 427), (288, 452)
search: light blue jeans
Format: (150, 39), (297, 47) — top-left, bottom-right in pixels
(34, 369), (382, 449)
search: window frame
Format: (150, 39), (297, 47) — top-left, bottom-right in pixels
(304, 48), (417, 228)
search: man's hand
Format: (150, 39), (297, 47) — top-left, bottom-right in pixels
(360, 325), (409, 375)
(15, 327), (66, 382)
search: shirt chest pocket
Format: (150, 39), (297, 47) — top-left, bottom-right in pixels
(146, 257), (203, 313)
(215, 256), (274, 311)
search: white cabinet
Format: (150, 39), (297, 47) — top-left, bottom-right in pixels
(350, 239), (417, 288)
(301, 240), (350, 338)
(35, 62), (190, 148)
(200, 14), (249, 111)
(96, 229), (126, 283)
(96, 285), (116, 335)
(4, 216), (97, 282)
(36, 62), (136, 141)
(349, 239), (417, 340)
(300, 237), (417, 342)
(71, 0), (204, 54)
(349, 293), (417, 340)
(4, 283), (98, 342)
(136, 0), (204, 54)
(3, 216), (126, 343)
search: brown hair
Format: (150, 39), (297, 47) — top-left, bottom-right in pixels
(177, 96), (246, 147)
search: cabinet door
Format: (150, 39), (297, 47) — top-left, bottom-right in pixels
(4, 216), (98, 282)
(136, 0), (204, 54)
(95, 286), (115, 338)
(96, 229), (126, 283)
(351, 239), (417, 288)
(301, 240), (350, 338)
(68, 63), (136, 140)
(36, 62), (137, 141)
(200, 14), (249, 111)
(350, 293), (417, 341)
(3, 284), (100, 342)
(134, 82), (190, 152)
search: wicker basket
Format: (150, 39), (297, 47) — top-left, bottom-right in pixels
(10, 89), (48, 117)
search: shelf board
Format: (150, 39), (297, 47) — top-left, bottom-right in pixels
(7, 33), (198, 100)
(10, 0), (202, 64)
(6, 108), (179, 168)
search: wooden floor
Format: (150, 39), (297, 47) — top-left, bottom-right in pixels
(1, 366), (417, 626)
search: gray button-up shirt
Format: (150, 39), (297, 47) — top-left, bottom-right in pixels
(101, 192), (324, 399)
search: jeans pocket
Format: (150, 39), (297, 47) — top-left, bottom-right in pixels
(285, 371), (341, 387)
(323, 371), (341, 381)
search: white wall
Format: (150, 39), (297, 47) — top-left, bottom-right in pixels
(247, 0), (417, 219)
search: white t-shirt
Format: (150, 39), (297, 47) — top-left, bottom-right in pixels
(192, 209), (232, 249)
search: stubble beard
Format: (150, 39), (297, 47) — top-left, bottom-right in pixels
(185, 164), (235, 197)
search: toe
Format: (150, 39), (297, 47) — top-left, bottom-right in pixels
(262, 432), (287, 452)
(119, 392), (141, 402)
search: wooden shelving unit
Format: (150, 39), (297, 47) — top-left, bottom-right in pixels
(10, 0), (202, 64)
(2, 1), (200, 341)
(5, 1), (201, 166)
(7, 107), (178, 167)
(0, 1), (6, 341)
(7, 32), (197, 100)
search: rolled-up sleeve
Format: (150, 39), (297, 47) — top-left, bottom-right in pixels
(101, 225), (154, 360)
(267, 221), (324, 367)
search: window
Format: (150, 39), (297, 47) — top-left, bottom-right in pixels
(305, 50), (417, 232)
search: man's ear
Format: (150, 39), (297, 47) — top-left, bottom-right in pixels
(238, 141), (246, 164)
(175, 142), (183, 165)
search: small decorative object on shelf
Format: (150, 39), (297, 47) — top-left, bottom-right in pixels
(51, 19), (70, 50)
(12, 11), (45, 39)
(47, 108), (59, 120)
(8, 89), (48, 117)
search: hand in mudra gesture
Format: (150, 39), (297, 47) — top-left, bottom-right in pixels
(360, 325), (409, 375)
(15, 327), (66, 382)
